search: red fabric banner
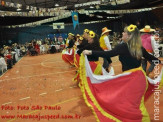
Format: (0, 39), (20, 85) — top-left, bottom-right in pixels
(79, 55), (150, 122)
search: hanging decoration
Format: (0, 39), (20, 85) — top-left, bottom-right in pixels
(71, 11), (79, 29)
(2, 15), (121, 28)
(0, 6), (162, 17)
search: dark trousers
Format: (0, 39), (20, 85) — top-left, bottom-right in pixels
(103, 57), (112, 69)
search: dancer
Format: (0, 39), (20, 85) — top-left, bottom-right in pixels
(140, 25), (157, 76)
(77, 29), (89, 50)
(62, 33), (75, 65)
(83, 24), (160, 72)
(77, 30), (103, 75)
(65, 33), (75, 48)
(81, 24), (162, 122)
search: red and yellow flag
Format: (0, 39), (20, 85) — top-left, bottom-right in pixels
(79, 54), (150, 122)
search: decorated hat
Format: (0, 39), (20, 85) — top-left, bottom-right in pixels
(89, 31), (95, 38)
(140, 25), (156, 32)
(68, 33), (74, 36)
(84, 29), (90, 33)
(101, 27), (112, 35)
(79, 36), (84, 41)
(4, 46), (8, 49)
(76, 34), (80, 37)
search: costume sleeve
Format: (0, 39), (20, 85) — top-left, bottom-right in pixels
(77, 45), (89, 55)
(151, 36), (158, 51)
(104, 36), (112, 50)
(92, 44), (124, 58)
(142, 47), (160, 62)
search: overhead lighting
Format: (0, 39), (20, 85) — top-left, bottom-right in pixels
(89, 14), (94, 17)
(55, 4), (59, 7)
(96, 5), (100, 9)
(90, 6), (94, 9)
(17, 8), (21, 11)
(96, 15), (103, 18)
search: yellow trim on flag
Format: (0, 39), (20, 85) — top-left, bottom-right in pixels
(79, 54), (121, 122)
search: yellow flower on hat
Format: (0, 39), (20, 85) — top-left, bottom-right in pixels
(89, 31), (95, 38)
(127, 24), (137, 32)
(84, 29), (90, 33)
(79, 36), (83, 41)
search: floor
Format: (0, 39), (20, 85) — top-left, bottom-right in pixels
(0, 53), (162, 122)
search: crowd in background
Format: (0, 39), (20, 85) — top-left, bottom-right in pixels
(0, 37), (66, 74)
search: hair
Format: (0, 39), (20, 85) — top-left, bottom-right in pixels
(124, 26), (142, 59)
(91, 34), (102, 51)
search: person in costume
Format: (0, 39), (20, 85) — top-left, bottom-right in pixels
(81, 24), (163, 122)
(77, 29), (89, 50)
(62, 33), (75, 65)
(99, 27), (112, 72)
(78, 36), (83, 46)
(73, 36), (84, 68)
(66, 33), (75, 49)
(140, 25), (158, 76)
(77, 30), (103, 62)
(75, 34), (80, 45)
(83, 24), (161, 72)
(77, 30), (103, 75)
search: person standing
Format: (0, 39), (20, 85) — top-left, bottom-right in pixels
(99, 27), (112, 72)
(140, 25), (157, 75)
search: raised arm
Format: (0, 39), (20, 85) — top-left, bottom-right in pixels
(84, 43), (125, 58)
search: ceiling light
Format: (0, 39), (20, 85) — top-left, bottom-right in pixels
(96, 5), (100, 9)
(96, 15), (103, 18)
(17, 8), (21, 11)
(55, 4), (59, 7)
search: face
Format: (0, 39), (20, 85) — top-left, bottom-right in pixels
(87, 36), (94, 44)
(68, 35), (72, 39)
(122, 31), (130, 42)
(83, 32), (88, 39)
(79, 40), (82, 44)
(105, 32), (109, 35)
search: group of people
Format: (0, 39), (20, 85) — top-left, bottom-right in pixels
(0, 37), (67, 73)
(26, 38), (65, 56)
(63, 25), (162, 76)
(62, 24), (163, 122)
(0, 43), (24, 72)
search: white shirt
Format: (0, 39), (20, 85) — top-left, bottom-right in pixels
(104, 36), (112, 51)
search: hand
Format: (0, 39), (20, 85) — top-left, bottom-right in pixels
(83, 50), (92, 55)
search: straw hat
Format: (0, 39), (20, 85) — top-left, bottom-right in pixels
(140, 25), (156, 32)
(101, 27), (112, 35)
(68, 33), (74, 36)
